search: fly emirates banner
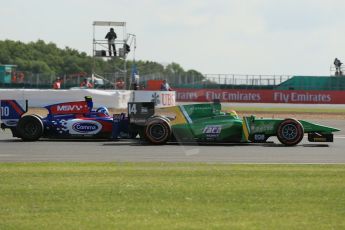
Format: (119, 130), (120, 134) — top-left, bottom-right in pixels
(175, 89), (345, 104)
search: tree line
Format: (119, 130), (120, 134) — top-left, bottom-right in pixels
(0, 39), (204, 84)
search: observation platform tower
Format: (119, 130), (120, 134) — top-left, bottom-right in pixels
(92, 21), (136, 89)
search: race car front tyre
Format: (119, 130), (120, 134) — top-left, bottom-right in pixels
(144, 117), (171, 145)
(277, 118), (304, 146)
(17, 115), (44, 141)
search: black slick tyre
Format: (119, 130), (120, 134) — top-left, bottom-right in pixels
(17, 115), (44, 141)
(277, 118), (304, 146)
(144, 117), (171, 144)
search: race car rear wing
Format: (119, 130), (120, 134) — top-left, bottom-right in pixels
(0, 100), (28, 128)
(45, 96), (93, 115)
(127, 102), (155, 125)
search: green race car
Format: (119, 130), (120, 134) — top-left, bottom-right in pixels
(128, 102), (340, 146)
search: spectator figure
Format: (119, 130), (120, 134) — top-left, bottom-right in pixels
(132, 83), (138, 90)
(80, 78), (93, 88)
(52, 77), (62, 89)
(11, 71), (17, 83)
(139, 83), (145, 90)
(160, 80), (172, 91)
(105, 28), (117, 56)
(17, 72), (24, 83)
(115, 78), (125, 89)
(132, 73), (140, 90)
(334, 58), (343, 75)
(130, 64), (139, 90)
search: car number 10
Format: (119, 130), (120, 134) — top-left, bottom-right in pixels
(1, 106), (10, 117)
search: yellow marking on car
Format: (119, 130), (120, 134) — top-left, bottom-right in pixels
(159, 106), (188, 125)
(242, 117), (250, 141)
(227, 110), (238, 118)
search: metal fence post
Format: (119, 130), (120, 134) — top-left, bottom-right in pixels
(192, 72), (195, 86)
(36, 74), (39, 88)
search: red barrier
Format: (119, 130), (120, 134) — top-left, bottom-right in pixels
(175, 89), (345, 104)
(146, 80), (164, 90)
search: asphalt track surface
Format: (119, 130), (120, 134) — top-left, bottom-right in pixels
(1, 120), (345, 163)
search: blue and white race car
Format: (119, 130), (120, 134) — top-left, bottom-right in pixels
(0, 97), (135, 141)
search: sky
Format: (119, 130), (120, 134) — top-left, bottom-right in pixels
(1, 0), (345, 76)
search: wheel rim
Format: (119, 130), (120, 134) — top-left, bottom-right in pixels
(149, 124), (166, 140)
(281, 124), (298, 140)
(23, 123), (39, 136)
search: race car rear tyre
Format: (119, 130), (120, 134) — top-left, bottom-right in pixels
(144, 117), (171, 145)
(277, 118), (304, 146)
(17, 115), (44, 141)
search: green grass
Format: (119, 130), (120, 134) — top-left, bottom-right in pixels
(1, 163), (345, 229)
(224, 106), (345, 114)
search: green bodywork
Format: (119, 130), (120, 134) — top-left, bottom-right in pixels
(165, 103), (340, 143)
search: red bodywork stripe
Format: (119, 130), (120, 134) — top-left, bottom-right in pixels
(6, 100), (25, 116)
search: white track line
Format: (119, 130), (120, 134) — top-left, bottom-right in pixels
(303, 134), (345, 139)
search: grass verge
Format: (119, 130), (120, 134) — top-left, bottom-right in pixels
(1, 163), (345, 229)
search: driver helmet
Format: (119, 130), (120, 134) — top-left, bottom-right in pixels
(96, 106), (110, 116)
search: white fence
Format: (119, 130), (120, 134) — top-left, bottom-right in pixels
(204, 74), (292, 86)
(0, 89), (175, 109)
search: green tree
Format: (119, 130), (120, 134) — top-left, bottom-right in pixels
(0, 39), (205, 85)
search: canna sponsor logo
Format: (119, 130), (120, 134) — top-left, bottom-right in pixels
(72, 122), (99, 133)
(57, 105), (84, 112)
